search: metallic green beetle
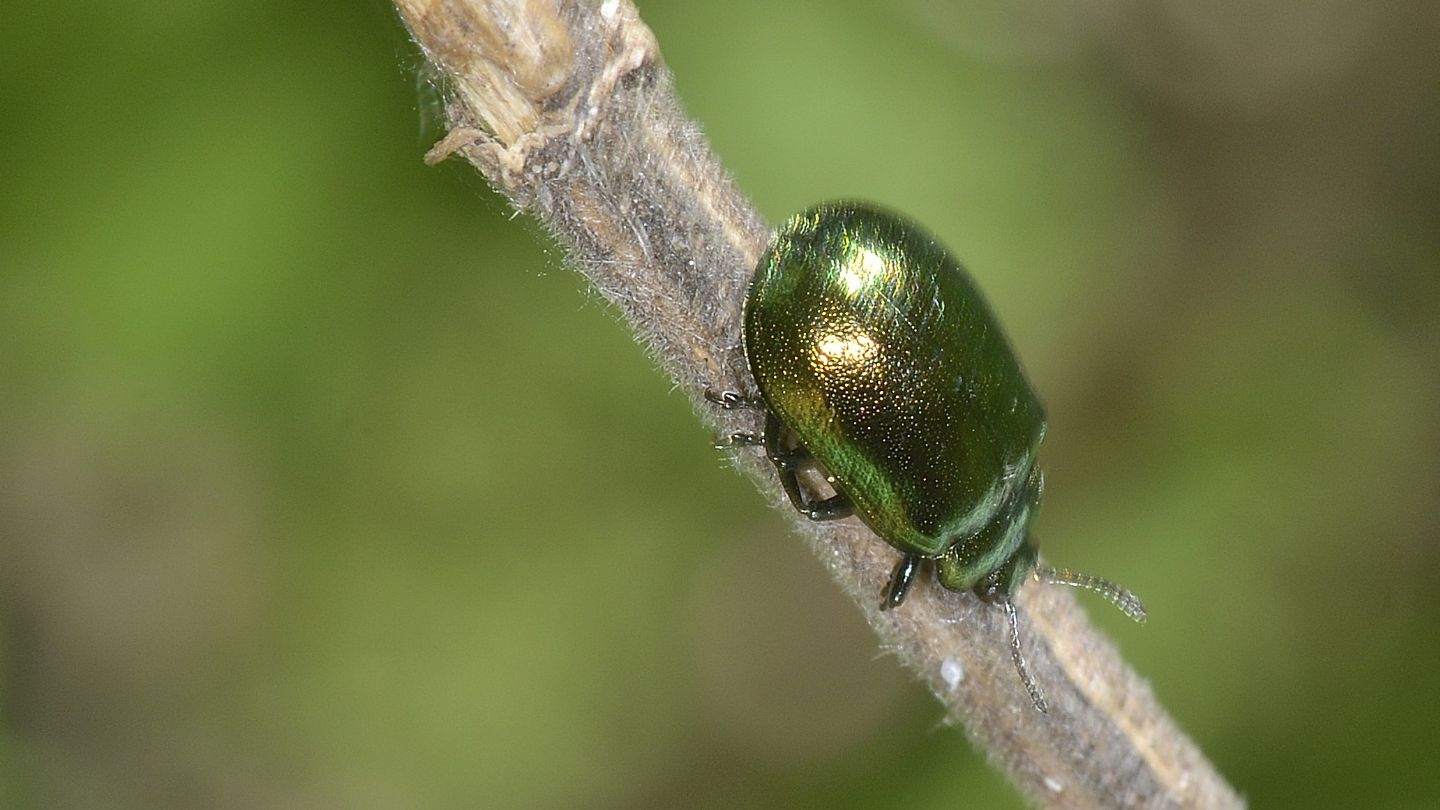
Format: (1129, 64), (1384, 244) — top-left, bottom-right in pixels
(710, 201), (1145, 711)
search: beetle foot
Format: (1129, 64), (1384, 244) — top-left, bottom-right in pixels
(704, 388), (766, 410)
(880, 554), (923, 611)
(714, 431), (764, 449)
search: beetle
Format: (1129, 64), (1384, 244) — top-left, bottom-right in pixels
(709, 201), (1145, 712)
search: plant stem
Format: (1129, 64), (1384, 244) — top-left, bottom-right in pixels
(392, 1), (1243, 807)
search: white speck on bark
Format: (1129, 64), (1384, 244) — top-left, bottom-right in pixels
(940, 657), (964, 690)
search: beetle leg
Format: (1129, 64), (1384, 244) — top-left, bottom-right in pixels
(880, 553), (924, 610)
(703, 388), (766, 410)
(773, 460), (853, 521)
(764, 412), (854, 521)
(706, 389), (770, 449)
(714, 430), (764, 449)
(800, 494), (854, 521)
(762, 411), (805, 467)
(767, 445), (811, 471)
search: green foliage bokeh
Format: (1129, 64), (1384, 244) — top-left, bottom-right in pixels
(3, 1), (1439, 808)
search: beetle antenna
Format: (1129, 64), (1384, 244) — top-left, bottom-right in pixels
(1037, 565), (1147, 624)
(1003, 599), (1048, 713)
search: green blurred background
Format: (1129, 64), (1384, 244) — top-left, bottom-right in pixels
(3, 1), (1438, 807)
